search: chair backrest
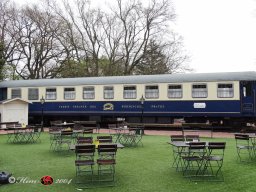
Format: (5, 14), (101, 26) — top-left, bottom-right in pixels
(77, 136), (93, 144)
(208, 142), (226, 158)
(234, 134), (252, 148)
(82, 127), (94, 134)
(97, 144), (117, 154)
(170, 135), (184, 141)
(188, 142), (207, 156)
(61, 130), (73, 136)
(188, 142), (206, 149)
(185, 135), (200, 142)
(208, 142), (226, 150)
(235, 134), (249, 140)
(75, 144), (95, 154)
(97, 136), (113, 143)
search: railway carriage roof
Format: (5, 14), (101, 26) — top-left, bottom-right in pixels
(0, 71), (256, 88)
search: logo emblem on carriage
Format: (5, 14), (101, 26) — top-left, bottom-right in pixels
(103, 103), (114, 110)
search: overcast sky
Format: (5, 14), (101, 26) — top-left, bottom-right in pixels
(15, 0), (256, 73)
(172, 0), (256, 73)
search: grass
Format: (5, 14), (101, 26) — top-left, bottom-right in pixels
(0, 132), (256, 192)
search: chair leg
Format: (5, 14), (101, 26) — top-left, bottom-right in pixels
(97, 164), (115, 182)
(202, 160), (224, 181)
(172, 150), (184, 172)
(237, 147), (254, 162)
(183, 159), (204, 180)
(75, 165), (94, 184)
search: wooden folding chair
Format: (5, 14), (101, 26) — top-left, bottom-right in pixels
(97, 144), (117, 183)
(202, 142), (226, 181)
(170, 135), (185, 170)
(75, 144), (95, 183)
(133, 128), (143, 146)
(32, 125), (42, 143)
(185, 135), (200, 142)
(54, 130), (73, 151)
(235, 134), (254, 162)
(182, 142), (207, 180)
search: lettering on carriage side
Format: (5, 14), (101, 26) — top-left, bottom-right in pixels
(150, 104), (165, 109)
(103, 103), (114, 110)
(59, 105), (70, 109)
(72, 105), (87, 109)
(89, 105), (97, 109)
(121, 105), (141, 109)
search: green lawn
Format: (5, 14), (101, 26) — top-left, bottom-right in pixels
(0, 133), (255, 192)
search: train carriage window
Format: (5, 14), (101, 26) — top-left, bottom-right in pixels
(83, 86), (95, 99)
(217, 84), (234, 98)
(11, 88), (21, 99)
(192, 84), (207, 98)
(168, 85), (182, 98)
(123, 86), (137, 99)
(145, 85), (159, 99)
(64, 87), (75, 100)
(104, 86), (114, 99)
(46, 88), (57, 100)
(28, 88), (39, 100)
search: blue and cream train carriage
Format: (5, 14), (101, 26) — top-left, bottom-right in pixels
(0, 71), (255, 126)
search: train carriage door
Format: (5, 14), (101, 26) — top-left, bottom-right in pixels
(241, 81), (256, 115)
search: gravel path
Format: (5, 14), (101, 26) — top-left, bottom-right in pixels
(0, 128), (236, 138)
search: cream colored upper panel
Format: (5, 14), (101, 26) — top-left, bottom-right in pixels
(76, 86), (83, 100)
(7, 81), (240, 101)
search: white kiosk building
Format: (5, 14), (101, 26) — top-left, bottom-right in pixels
(0, 98), (31, 126)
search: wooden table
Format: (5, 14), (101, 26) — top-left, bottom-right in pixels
(69, 143), (124, 150)
(4, 126), (41, 143)
(53, 123), (75, 130)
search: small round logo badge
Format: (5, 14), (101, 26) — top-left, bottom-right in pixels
(41, 175), (53, 185)
(8, 176), (16, 184)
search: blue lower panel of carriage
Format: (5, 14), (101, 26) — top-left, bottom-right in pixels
(29, 100), (243, 117)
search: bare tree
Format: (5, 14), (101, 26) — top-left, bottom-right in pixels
(100, 12), (124, 75)
(49, 0), (104, 77)
(108, 0), (175, 75)
(163, 33), (192, 73)
(10, 4), (67, 79)
(0, 0), (22, 79)
(0, 0), (190, 79)
(51, 0), (181, 76)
